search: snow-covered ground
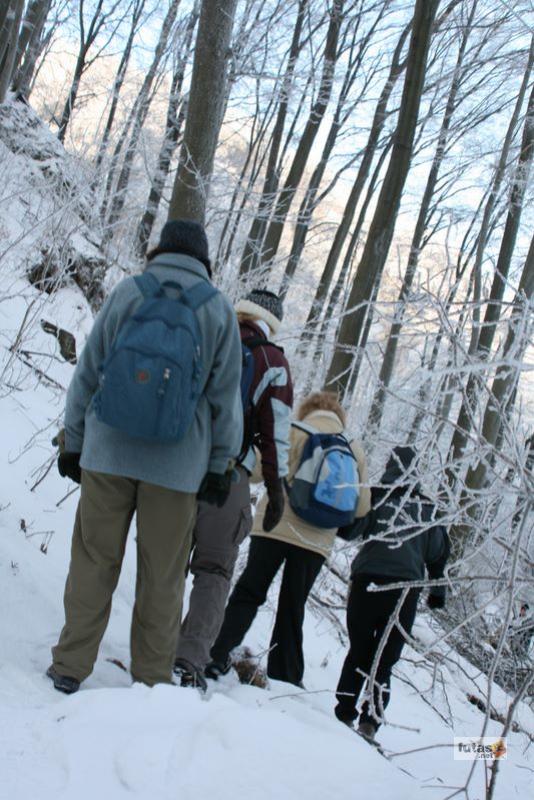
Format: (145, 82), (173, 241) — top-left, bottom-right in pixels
(1, 98), (532, 800)
(1, 273), (533, 800)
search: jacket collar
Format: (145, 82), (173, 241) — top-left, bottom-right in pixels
(303, 410), (344, 427)
(240, 319), (268, 340)
(146, 252), (211, 281)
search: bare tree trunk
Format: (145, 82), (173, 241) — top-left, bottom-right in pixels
(56, 0), (125, 143)
(57, 48), (87, 142)
(368, 0), (477, 431)
(168, 0), (238, 223)
(0, 1), (11, 39)
(254, 0), (345, 273)
(453, 232), (534, 550)
(214, 80), (278, 270)
(0, 0), (25, 103)
(325, 0), (440, 397)
(24, 6), (61, 95)
(299, 20), (411, 345)
(448, 76), (534, 468)
(279, 1), (390, 296)
(11, 0), (52, 95)
(135, 7), (199, 256)
(468, 32), (534, 353)
(93, 0), (147, 176)
(306, 138), (391, 370)
(238, 0), (309, 276)
(103, 0), (182, 231)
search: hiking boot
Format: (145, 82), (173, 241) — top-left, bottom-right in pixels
(204, 657), (232, 680)
(334, 705), (356, 728)
(357, 721), (377, 741)
(46, 665), (80, 695)
(173, 660), (207, 693)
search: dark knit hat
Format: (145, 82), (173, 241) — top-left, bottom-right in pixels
(235, 289), (284, 334)
(148, 220), (211, 276)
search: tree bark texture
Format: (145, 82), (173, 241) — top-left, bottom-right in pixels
(368, 0), (477, 430)
(324, 0), (440, 397)
(168, 0), (239, 224)
(0, 0), (25, 103)
(300, 19), (411, 345)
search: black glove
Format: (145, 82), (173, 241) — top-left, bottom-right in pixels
(263, 479), (285, 532)
(197, 471), (232, 508)
(427, 593), (445, 610)
(57, 452), (82, 484)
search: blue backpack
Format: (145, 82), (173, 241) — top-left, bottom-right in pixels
(93, 272), (217, 442)
(286, 422), (360, 529)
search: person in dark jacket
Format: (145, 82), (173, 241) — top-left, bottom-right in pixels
(334, 446), (449, 741)
(174, 289), (293, 690)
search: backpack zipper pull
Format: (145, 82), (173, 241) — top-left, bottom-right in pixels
(158, 368), (171, 397)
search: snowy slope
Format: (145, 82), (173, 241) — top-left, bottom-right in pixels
(1, 275), (533, 800)
(1, 99), (533, 800)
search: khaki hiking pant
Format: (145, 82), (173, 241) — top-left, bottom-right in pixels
(52, 469), (196, 686)
(175, 467), (252, 671)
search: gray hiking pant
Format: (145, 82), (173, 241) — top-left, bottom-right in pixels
(176, 467), (252, 671)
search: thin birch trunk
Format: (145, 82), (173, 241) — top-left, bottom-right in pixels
(135, 7), (199, 256)
(239, 0), (309, 276)
(93, 0), (147, 176)
(104, 0), (182, 231)
(255, 0), (345, 272)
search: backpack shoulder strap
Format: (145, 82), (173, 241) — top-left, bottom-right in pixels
(243, 336), (284, 353)
(134, 273), (162, 298)
(181, 281), (218, 310)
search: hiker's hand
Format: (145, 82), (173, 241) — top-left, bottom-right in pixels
(57, 452), (82, 484)
(198, 471), (232, 508)
(263, 479), (284, 532)
(427, 593), (445, 610)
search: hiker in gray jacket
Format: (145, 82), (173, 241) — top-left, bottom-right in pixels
(48, 220), (242, 694)
(334, 446), (449, 742)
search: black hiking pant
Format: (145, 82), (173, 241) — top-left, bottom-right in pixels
(335, 574), (419, 729)
(211, 536), (324, 686)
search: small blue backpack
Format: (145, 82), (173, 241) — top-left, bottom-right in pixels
(287, 422), (360, 529)
(93, 272), (217, 442)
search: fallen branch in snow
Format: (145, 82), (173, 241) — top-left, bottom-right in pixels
(106, 658), (128, 672)
(467, 692), (534, 745)
(388, 742), (454, 758)
(8, 348), (65, 391)
(394, 670), (451, 726)
(30, 454), (55, 492)
(56, 485), (79, 507)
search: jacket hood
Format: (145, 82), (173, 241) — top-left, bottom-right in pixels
(146, 251), (212, 280)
